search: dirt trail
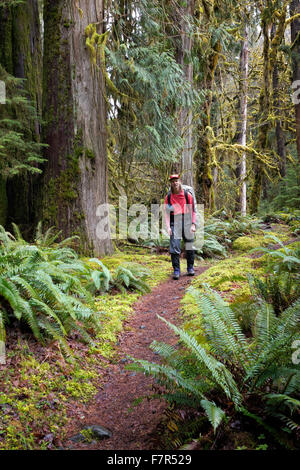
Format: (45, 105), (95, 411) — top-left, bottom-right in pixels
(64, 265), (208, 450)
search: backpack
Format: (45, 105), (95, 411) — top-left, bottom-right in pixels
(167, 184), (200, 227)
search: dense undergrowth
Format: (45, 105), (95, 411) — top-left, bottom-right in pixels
(128, 222), (300, 450)
(0, 216), (299, 450)
(0, 225), (171, 449)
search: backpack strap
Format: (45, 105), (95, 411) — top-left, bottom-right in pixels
(184, 189), (189, 205)
(167, 190), (171, 207)
(184, 189), (195, 212)
(167, 190), (174, 225)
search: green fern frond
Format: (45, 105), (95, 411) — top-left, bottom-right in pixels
(200, 399), (226, 434)
(156, 315), (242, 406)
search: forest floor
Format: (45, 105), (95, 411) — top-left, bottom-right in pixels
(1, 227), (298, 450)
(63, 264), (209, 450)
(62, 231), (300, 451)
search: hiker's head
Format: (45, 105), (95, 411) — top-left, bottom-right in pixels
(169, 174), (182, 194)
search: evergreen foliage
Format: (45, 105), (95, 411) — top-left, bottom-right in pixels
(112, 263), (151, 294)
(0, 225), (103, 352)
(128, 287), (300, 444)
(0, 66), (45, 178)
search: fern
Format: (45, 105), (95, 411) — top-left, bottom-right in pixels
(112, 263), (151, 294)
(200, 399), (226, 434)
(0, 225), (100, 350)
(128, 288), (300, 442)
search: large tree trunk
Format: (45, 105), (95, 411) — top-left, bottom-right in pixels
(290, 0), (300, 165)
(0, 0), (42, 233)
(40, 0), (113, 255)
(176, 1), (195, 187)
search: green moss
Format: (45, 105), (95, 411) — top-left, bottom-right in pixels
(232, 232), (290, 252)
(180, 254), (266, 336)
(85, 148), (95, 160)
(0, 251), (172, 449)
(42, 130), (85, 227)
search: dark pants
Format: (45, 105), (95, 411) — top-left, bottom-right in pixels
(170, 215), (195, 270)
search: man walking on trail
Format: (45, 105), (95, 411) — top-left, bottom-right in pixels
(164, 174), (196, 280)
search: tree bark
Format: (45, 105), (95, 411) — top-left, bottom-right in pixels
(0, 0), (42, 233)
(41, 0), (113, 255)
(250, 6), (287, 213)
(176, 0), (195, 187)
(290, 0), (300, 165)
(271, 23), (286, 177)
(194, 1), (220, 211)
(238, 25), (248, 216)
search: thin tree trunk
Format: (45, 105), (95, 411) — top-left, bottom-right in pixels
(250, 19), (270, 214)
(194, 1), (220, 211)
(176, 1), (194, 187)
(239, 25), (248, 216)
(250, 6), (287, 213)
(40, 0), (113, 255)
(271, 23), (286, 177)
(290, 0), (300, 165)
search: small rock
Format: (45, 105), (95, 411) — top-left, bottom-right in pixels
(84, 425), (112, 439)
(69, 425), (112, 443)
(120, 358), (127, 364)
(69, 433), (86, 443)
(129, 372), (136, 376)
(140, 325), (146, 329)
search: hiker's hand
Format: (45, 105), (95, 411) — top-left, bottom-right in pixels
(190, 224), (196, 233)
(167, 227), (173, 236)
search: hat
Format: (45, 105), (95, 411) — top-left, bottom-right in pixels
(169, 174), (180, 181)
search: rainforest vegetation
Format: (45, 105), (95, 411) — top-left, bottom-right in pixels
(0, 0), (299, 452)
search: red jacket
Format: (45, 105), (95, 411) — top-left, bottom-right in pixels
(164, 190), (196, 230)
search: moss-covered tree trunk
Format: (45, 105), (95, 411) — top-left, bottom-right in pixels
(250, 7), (287, 213)
(40, 0), (113, 255)
(290, 0), (300, 165)
(175, 0), (195, 187)
(271, 23), (286, 178)
(194, 1), (220, 211)
(249, 19), (270, 214)
(238, 25), (248, 216)
(0, 0), (42, 232)
(194, 39), (220, 211)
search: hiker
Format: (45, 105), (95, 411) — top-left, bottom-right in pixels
(164, 174), (197, 280)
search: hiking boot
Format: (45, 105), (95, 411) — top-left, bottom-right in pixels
(186, 250), (195, 276)
(173, 268), (180, 280)
(171, 253), (180, 280)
